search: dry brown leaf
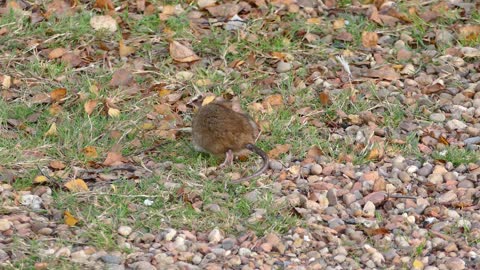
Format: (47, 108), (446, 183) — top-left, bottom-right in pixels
(362, 31), (378, 48)
(306, 145), (323, 160)
(64, 178), (89, 192)
(458, 25), (480, 41)
(154, 104), (172, 115)
(158, 88), (171, 97)
(44, 123), (58, 137)
(84, 100), (98, 115)
(48, 48), (66, 59)
(45, 0), (74, 18)
(110, 69), (133, 87)
(365, 66), (400, 81)
(367, 148), (382, 160)
(1, 75), (12, 89)
(137, 0), (145, 11)
(64, 211), (79, 226)
(61, 52), (83, 67)
(306, 18), (322, 25)
(268, 144), (291, 159)
(30, 93), (51, 104)
(94, 0), (114, 10)
(262, 94), (283, 108)
(319, 92), (331, 105)
(50, 88), (67, 102)
(332, 18), (345, 29)
(119, 39), (135, 57)
(103, 151), (124, 166)
(83, 146), (98, 158)
(0, 27), (9, 36)
(49, 160), (66, 170)
(169, 40), (201, 63)
(49, 103), (62, 115)
(206, 3), (241, 17)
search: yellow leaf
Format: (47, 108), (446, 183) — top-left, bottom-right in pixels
(367, 148), (381, 160)
(50, 88), (67, 102)
(44, 123), (58, 137)
(108, 108), (120, 118)
(201, 95), (216, 106)
(307, 17), (322, 25)
(34, 175), (48, 183)
(89, 84), (99, 96)
(158, 88), (171, 97)
(83, 146), (98, 158)
(412, 259), (424, 270)
(64, 179), (89, 192)
(141, 122), (155, 130)
(64, 211), (79, 226)
(119, 39), (135, 57)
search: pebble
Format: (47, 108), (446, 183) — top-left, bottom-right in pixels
(276, 61), (292, 73)
(238, 247), (251, 257)
(129, 261), (155, 270)
(244, 190), (259, 203)
(269, 160), (283, 171)
(363, 201), (376, 218)
(208, 228), (223, 243)
(101, 255), (123, 264)
(417, 164), (433, 176)
(446, 119), (467, 130)
(0, 219), (11, 231)
(438, 190), (457, 204)
(458, 180), (474, 188)
(164, 228), (177, 241)
(310, 164), (323, 175)
(118, 226), (132, 237)
(445, 257), (465, 270)
(430, 113), (446, 122)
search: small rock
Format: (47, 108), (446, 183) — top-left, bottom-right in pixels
(445, 257), (465, 270)
(464, 136), (480, 145)
(55, 247), (71, 258)
(276, 61), (292, 73)
(427, 174), (443, 185)
(244, 190), (258, 203)
(101, 255), (123, 264)
(20, 194), (43, 209)
(38, 227), (53, 235)
(334, 254), (346, 263)
(204, 203), (221, 212)
(208, 228), (223, 243)
(458, 180), (474, 188)
(0, 219), (11, 231)
(363, 201), (376, 218)
(118, 226), (132, 237)
(238, 247), (251, 257)
(343, 193), (356, 205)
(142, 233), (155, 243)
(430, 113), (446, 122)
(446, 119), (467, 131)
(398, 171), (411, 182)
(269, 160), (283, 171)
(417, 164), (433, 176)
(221, 238), (236, 250)
(175, 71), (194, 81)
(164, 228), (177, 241)
(310, 164), (323, 175)
(438, 190), (457, 204)
(130, 261), (156, 270)
(327, 189), (338, 206)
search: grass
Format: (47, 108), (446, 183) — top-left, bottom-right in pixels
(432, 146), (479, 167)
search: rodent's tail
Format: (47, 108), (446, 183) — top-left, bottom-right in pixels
(231, 144), (269, 184)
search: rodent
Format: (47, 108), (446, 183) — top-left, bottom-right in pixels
(191, 101), (268, 183)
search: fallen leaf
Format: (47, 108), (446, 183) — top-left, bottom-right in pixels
(61, 52), (83, 67)
(33, 175), (48, 183)
(201, 95), (216, 106)
(64, 211), (79, 226)
(108, 108), (120, 118)
(306, 17), (322, 25)
(64, 178), (89, 192)
(50, 88), (67, 102)
(48, 48), (66, 59)
(110, 69), (133, 87)
(362, 31), (378, 48)
(458, 25), (480, 41)
(45, 0), (74, 18)
(83, 146), (98, 158)
(268, 144), (291, 159)
(1, 75), (11, 89)
(119, 39), (135, 57)
(206, 3), (241, 17)
(306, 145), (323, 160)
(84, 100), (98, 115)
(103, 151), (124, 166)
(94, 0), (114, 10)
(90, 15), (117, 32)
(367, 147), (382, 160)
(365, 66), (400, 81)
(169, 40), (201, 63)
(49, 103), (62, 115)
(49, 160), (66, 170)
(332, 18), (345, 29)
(262, 94), (283, 108)
(44, 123), (58, 137)
(319, 92), (331, 105)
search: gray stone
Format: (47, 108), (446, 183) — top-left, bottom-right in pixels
(430, 113), (446, 122)
(101, 255), (123, 264)
(276, 61), (292, 73)
(446, 119), (467, 131)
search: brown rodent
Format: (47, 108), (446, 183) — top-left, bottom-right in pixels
(192, 101), (268, 183)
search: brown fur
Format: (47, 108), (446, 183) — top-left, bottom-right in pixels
(192, 101), (268, 183)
